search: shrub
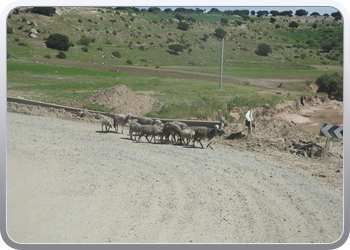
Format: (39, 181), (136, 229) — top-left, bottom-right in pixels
(112, 51), (121, 58)
(166, 38), (175, 44)
(177, 22), (189, 31)
(7, 26), (13, 34)
(81, 47), (88, 52)
(138, 46), (145, 51)
(186, 17), (196, 23)
(300, 53), (307, 59)
(18, 42), (27, 46)
(235, 20), (243, 26)
(316, 72), (343, 100)
(126, 59), (133, 64)
(56, 51), (67, 59)
(255, 43), (272, 56)
(168, 44), (184, 54)
(200, 34), (209, 42)
(175, 13), (184, 21)
(44, 54), (51, 59)
(17, 25), (23, 30)
(78, 36), (91, 46)
(270, 17), (276, 23)
(220, 18), (229, 25)
(45, 33), (70, 51)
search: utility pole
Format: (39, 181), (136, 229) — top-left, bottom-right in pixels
(219, 38), (224, 90)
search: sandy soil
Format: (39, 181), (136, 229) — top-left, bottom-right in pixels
(7, 109), (343, 244)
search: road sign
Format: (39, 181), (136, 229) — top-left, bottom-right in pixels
(319, 123), (343, 139)
(245, 110), (254, 122)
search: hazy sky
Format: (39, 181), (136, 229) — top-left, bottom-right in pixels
(138, 6), (339, 16)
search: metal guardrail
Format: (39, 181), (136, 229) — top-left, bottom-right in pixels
(7, 97), (222, 128)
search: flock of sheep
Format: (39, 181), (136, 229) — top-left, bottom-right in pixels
(101, 113), (220, 148)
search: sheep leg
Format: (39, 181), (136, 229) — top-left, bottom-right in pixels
(145, 135), (151, 142)
(151, 135), (156, 143)
(198, 139), (204, 148)
(138, 134), (143, 142)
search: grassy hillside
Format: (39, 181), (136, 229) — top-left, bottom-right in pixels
(7, 7), (343, 68)
(6, 7), (343, 121)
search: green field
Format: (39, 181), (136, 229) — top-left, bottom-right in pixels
(8, 59), (303, 120)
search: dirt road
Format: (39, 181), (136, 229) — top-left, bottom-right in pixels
(7, 112), (343, 243)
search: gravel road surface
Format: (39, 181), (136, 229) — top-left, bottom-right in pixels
(7, 112), (343, 243)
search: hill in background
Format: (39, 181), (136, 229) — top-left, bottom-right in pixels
(7, 7), (343, 68)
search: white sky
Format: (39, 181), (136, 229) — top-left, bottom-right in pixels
(137, 6), (339, 16)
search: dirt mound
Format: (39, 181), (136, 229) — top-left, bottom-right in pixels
(86, 85), (158, 116)
(225, 116), (314, 142)
(216, 116), (340, 161)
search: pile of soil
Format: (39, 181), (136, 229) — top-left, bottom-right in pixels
(86, 85), (158, 116)
(215, 115), (340, 162)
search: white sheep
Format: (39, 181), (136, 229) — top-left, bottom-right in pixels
(180, 128), (195, 146)
(138, 125), (162, 143)
(129, 121), (143, 140)
(136, 117), (161, 126)
(101, 118), (113, 132)
(112, 113), (133, 133)
(193, 125), (219, 148)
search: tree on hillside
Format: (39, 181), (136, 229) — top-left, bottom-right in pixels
(148, 7), (161, 14)
(45, 33), (70, 51)
(310, 12), (320, 16)
(257, 10), (269, 17)
(31, 7), (56, 16)
(270, 10), (280, 16)
(289, 21), (299, 28)
(163, 8), (172, 14)
(279, 10), (293, 17)
(255, 43), (272, 56)
(214, 28), (227, 39)
(251, 10), (255, 16)
(208, 8), (221, 14)
(295, 9), (308, 16)
(316, 72), (343, 101)
(269, 17), (276, 23)
(175, 8), (187, 13)
(331, 11), (342, 21)
(195, 8), (205, 14)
